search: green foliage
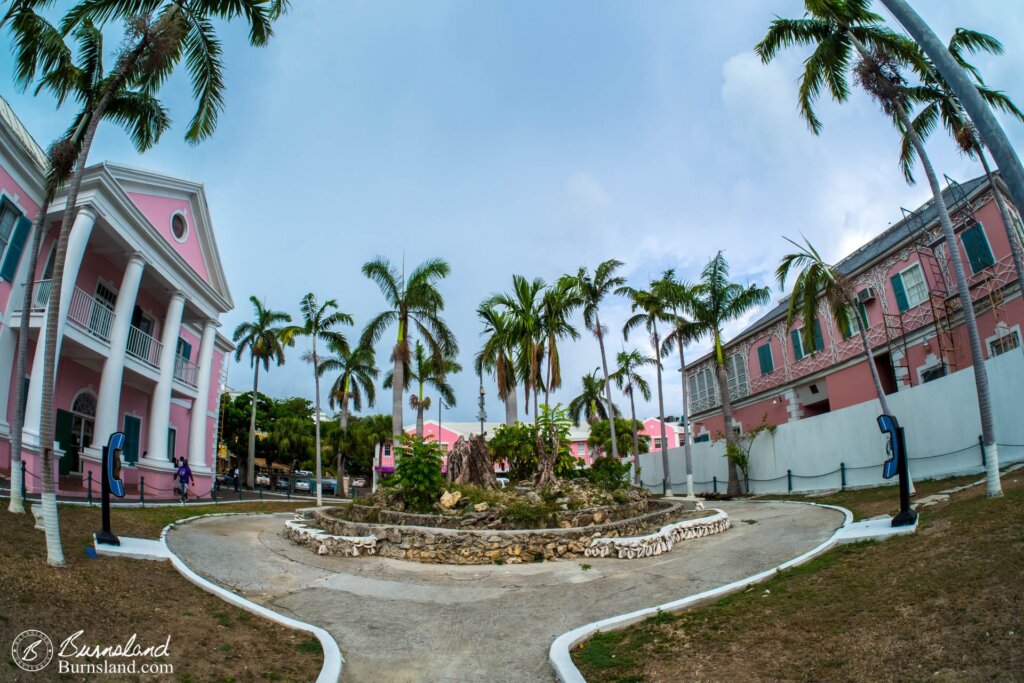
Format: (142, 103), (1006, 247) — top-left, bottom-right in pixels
(503, 499), (560, 528)
(582, 456), (632, 491)
(588, 418), (650, 457)
(392, 434), (445, 512)
(539, 404), (582, 477)
(489, 421), (540, 481)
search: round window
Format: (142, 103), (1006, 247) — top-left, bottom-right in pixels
(171, 213), (188, 242)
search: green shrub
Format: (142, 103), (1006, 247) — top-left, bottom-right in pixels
(392, 434), (445, 512)
(582, 456), (632, 491)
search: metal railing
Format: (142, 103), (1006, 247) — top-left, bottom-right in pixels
(173, 354), (199, 387)
(66, 286), (113, 342)
(126, 325), (162, 367)
(11, 279), (53, 312)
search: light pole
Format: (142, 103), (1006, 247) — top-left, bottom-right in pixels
(476, 373), (487, 437)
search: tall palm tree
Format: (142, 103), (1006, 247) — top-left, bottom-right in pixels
(384, 340), (461, 437)
(898, 28), (1024, 290)
(232, 297), (295, 489)
(360, 257), (457, 437)
(567, 368), (618, 427)
(295, 293), (351, 506)
(560, 259), (626, 460)
(483, 275), (545, 420)
(689, 252), (771, 496)
(363, 413), (393, 492)
(610, 349), (655, 484)
(756, 0), (1003, 497)
(475, 304), (518, 425)
(655, 270), (702, 499)
(321, 342), (377, 497)
(619, 283), (675, 495)
(539, 279), (580, 407)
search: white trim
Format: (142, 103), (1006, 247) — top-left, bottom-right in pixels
(167, 425), (178, 464)
(895, 262), (928, 309)
(986, 323), (1021, 358)
(170, 210), (189, 244)
(548, 502), (854, 683)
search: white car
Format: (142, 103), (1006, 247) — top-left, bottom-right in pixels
(294, 478), (312, 493)
(496, 477), (510, 488)
(255, 473), (271, 487)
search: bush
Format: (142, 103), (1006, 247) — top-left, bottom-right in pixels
(391, 434), (445, 512)
(489, 422), (539, 481)
(582, 456), (632, 491)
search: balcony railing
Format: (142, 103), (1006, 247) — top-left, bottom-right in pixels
(11, 279), (53, 312)
(126, 325), (162, 367)
(66, 286), (113, 342)
(173, 355), (199, 387)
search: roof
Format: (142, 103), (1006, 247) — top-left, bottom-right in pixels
(0, 95), (48, 171)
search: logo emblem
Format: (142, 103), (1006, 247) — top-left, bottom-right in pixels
(11, 630), (54, 672)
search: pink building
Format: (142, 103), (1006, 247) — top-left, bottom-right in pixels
(0, 98), (233, 495)
(686, 174), (1023, 440)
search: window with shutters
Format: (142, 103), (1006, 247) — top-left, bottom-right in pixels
(839, 303), (870, 339)
(892, 264), (928, 312)
(687, 366), (718, 413)
(791, 319), (825, 360)
(726, 353), (749, 398)
(960, 222), (995, 274)
(756, 342), (774, 375)
(0, 197), (30, 282)
(0, 198), (18, 256)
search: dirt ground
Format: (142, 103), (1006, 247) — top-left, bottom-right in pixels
(0, 502), (323, 682)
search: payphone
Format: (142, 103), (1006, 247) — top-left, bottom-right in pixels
(877, 414), (917, 527)
(95, 432), (126, 546)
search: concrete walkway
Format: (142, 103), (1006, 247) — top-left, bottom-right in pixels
(167, 501), (843, 683)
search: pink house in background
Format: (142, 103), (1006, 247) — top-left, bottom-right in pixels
(0, 98), (233, 495)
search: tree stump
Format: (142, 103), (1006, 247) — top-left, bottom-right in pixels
(446, 437), (468, 485)
(446, 435), (496, 488)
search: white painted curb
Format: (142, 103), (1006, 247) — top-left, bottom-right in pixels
(160, 512), (344, 683)
(548, 501), (854, 683)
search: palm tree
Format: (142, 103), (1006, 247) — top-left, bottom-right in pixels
(539, 279), (580, 407)
(483, 275), (545, 420)
(295, 293), (351, 506)
(363, 413), (393, 492)
(384, 340), (461, 437)
(567, 368), (618, 427)
(321, 342), (377, 496)
(898, 28), (1024, 291)
(475, 304), (518, 425)
(689, 252), (771, 496)
(560, 259), (626, 460)
(232, 297), (296, 489)
(756, 0), (1003, 497)
(619, 283), (675, 495)
(610, 349), (655, 484)
(655, 270), (702, 499)
(360, 257), (457, 437)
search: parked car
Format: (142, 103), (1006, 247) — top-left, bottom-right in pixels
(215, 472), (234, 487)
(276, 476), (292, 491)
(351, 477), (367, 488)
(255, 472), (271, 487)
(321, 478), (336, 495)
(294, 478), (312, 493)
(496, 477), (510, 488)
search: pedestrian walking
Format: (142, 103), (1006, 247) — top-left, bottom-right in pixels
(233, 466), (240, 492)
(174, 457), (193, 504)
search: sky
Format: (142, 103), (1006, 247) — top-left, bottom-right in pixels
(3, 1), (1023, 424)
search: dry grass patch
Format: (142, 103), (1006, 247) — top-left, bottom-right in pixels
(573, 470), (1024, 682)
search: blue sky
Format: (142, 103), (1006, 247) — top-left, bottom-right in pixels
(4, 1), (1023, 423)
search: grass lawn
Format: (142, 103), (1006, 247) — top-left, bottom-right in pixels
(572, 468), (1024, 682)
(0, 502), (322, 682)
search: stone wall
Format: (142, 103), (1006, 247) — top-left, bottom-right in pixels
(305, 501), (699, 564)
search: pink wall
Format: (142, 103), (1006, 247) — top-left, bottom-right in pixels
(0, 164), (41, 312)
(641, 418), (679, 450)
(127, 192), (210, 283)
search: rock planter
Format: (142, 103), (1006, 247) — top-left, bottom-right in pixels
(284, 516), (378, 557)
(583, 509), (731, 559)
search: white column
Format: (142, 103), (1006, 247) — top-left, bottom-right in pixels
(186, 320), (218, 471)
(89, 254), (146, 457)
(0, 215), (44, 429)
(22, 207), (98, 447)
(143, 291), (185, 465)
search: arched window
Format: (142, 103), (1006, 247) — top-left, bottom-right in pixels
(71, 390), (97, 418)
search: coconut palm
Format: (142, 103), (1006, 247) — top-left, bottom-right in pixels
(539, 279), (580, 407)
(295, 293), (351, 505)
(232, 297), (296, 489)
(689, 252), (771, 496)
(655, 270), (702, 499)
(320, 342), (377, 496)
(610, 349), (655, 484)
(756, 0), (1003, 496)
(560, 259), (626, 460)
(898, 29), (1024, 290)
(619, 283), (675, 495)
(483, 275), (545, 420)
(363, 413), (393, 492)
(475, 304), (518, 425)
(384, 340), (461, 437)
(567, 368), (618, 427)
(360, 257), (457, 438)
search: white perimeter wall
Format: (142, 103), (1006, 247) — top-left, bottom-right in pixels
(639, 351), (1024, 494)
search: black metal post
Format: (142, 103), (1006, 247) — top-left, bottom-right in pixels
(212, 481), (217, 503)
(712, 476), (717, 494)
(892, 425), (917, 527)
(139, 476), (145, 507)
(787, 469), (793, 493)
(979, 434), (986, 466)
(20, 460), (26, 500)
(87, 471), (93, 506)
(259, 484), (263, 500)
(840, 462), (846, 491)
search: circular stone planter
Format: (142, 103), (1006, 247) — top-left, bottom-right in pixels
(284, 501), (729, 565)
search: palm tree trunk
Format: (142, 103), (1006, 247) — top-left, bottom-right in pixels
(504, 384), (517, 425)
(628, 389), (640, 485)
(248, 364), (259, 489)
(677, 341), (694, 498)
(416, 404), (424, 437)
(715, 334), (742, 496)
(336, 395), (349, 497)
(313, 337), (322, 506)
(8, 195), (50, 514)
(854, 302), (893, 415)
(544, 341), (552, 409)
(594, 313), (620, 461)
(977, 146), (1024, 300)
(653, 329), (672, 496)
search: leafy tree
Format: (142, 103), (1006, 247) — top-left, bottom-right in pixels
(567, 368), (619, 426)
(611, 349), (655, 483)
(392, 434), (445, 513)
(588, 418), (649, 460)
(581, 456), (632, 492)
(384, 340), (461, 437)
(361, 257), (457, 437)
(535, 403), (576, 487)
(489, 421), (540, 482)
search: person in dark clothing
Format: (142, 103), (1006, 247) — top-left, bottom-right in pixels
(173, 457), (193, 504)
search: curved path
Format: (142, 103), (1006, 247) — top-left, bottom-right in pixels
(167, 501), (843, 682)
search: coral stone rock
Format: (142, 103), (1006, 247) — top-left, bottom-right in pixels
(473, 502), (490, 512)
(440, 490), (462, 509)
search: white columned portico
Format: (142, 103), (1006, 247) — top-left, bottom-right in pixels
(22, 207), (98, 447)
(186, 320), (218, 471)
(143, 291), (185, 465)
(88, 254), (146, 458)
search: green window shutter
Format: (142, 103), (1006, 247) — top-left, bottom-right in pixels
(812, 319), (825, 352)
(757, 344), (774, 375)
(890, 274), (909, 312)
(858, 302), (869, 330)
(0, 215), (31, 282)
(962, 223), (995, 273)
(791, 329), (804, 361)
(839, 313), (853, 340)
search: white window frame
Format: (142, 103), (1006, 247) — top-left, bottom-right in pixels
(896, 263), (929, 309)
(170, 210), (190, 244)
(726, 352), (748, 397)
(986, 323), (1022, 358)
(0, 192), (26, 265)
(167, 426), (178, 463)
